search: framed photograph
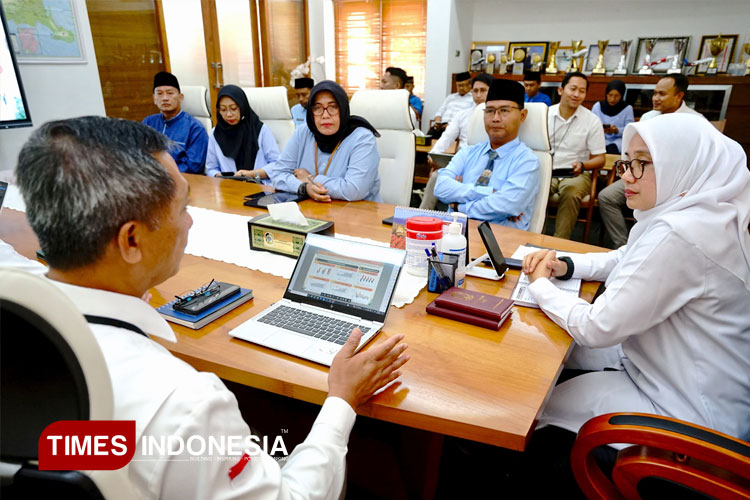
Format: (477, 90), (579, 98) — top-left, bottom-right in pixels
(552, 45), (573, 73)
(508, 42), (549, 72)
(4, 0), (86, 63)
(631, 36), (690, 74)
(585, 43), (624, 73)
(469, 41), (509, 73)
(696, 34), (738, 74)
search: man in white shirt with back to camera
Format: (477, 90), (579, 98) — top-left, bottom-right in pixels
(15, 116), (409, 500)
(599, 73), (704, 248)
(547, 71), (606, 240)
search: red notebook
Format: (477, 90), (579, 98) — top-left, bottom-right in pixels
(432, 287), (514, 321)
(426, 301), (512, 330)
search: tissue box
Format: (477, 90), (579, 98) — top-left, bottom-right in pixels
(415, 135), (432, 146)
(247, 214), (334, 257)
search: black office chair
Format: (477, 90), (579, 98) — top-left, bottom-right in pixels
(0, 268), (135, 499)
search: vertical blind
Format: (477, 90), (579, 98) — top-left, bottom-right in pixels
(334, 0), (426, 97)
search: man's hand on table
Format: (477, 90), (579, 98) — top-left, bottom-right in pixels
(328, 328), (409, 409)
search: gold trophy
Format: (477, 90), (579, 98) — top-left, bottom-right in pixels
(614, 40), (631, 75)
(546, 41), (560, 74)
(512, 47), (526, 75)
(486, 53), (496, 74)
(744, 43), (750, 76)
(592, 40), (609, 74)
(667, 38), (686, 74)
(707, 34), (729, 75)
(499, 53), (508, 74)
(639, 38), (657, 75)
(570, 40), (583, 71)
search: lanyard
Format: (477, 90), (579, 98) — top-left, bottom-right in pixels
(314, 140), (342, 176)
(85, 315), (148, 337)
(551, 113), (576, 158)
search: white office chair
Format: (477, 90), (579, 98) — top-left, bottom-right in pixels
(0, 269), (136, 500)
(466, 102), (552, 234)
(241, 86), (296, 151)
(181, 85), (212, 134)
(350, 89), (415, 206)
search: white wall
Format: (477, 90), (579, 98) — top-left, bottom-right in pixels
(161, 0), (209, 88)
(423, 0), (474, 131)
(471, 0), (750, 62)
(0, 0), (105, 171)
(307, 0), (337, 81)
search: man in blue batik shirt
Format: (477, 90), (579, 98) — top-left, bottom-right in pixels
(434, 78), (539, 230)
(291, 77), (313, 129)
(523, 70), (552, 106)
(143, 71), (208, 174)
(405, 76), (423, 119)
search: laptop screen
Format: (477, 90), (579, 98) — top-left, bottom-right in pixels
(284, 234), (405, 322)
(0, 181), (7, 213)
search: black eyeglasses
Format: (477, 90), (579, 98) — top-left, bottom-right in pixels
(484, 106), (520, 118)
(312, 103), (340, 116)
(174, 279), (219, 307)
(614, 158), (653, 179)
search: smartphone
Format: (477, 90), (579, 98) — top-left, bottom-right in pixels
(243, 191), (301, 208)
(477, 221), (523, 271)
(553, 167), (575, 178)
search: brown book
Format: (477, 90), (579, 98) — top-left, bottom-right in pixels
(426, 301), (512, 330)
(433, 287), (514, 321)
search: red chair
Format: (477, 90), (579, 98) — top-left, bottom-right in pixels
(571, 412), (750, 500)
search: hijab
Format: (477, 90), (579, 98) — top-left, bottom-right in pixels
(214, 85), (263, 171)
(598, 79), (628, 117)
(305, 81), (379, 154)
(620, 113), (750, 290)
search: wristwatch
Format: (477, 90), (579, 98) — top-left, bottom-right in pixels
(297, 182), (308, 198)
(557, 256), (575, 281)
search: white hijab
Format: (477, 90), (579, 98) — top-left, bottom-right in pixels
(619, 113), (750, 290)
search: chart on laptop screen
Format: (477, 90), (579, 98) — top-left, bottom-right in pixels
(303, 250), (383, 307)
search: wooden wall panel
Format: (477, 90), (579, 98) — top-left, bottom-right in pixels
(86, 1), (167, 121)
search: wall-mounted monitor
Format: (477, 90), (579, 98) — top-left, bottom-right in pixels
(0, 3), (32, 129)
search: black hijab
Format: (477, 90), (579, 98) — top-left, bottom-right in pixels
(305, 81), (379, 154)
(214, 85), (263, 171)
(599, 79), (628, 117)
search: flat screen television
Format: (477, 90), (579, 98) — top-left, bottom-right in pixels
(0, 3), (32, 129)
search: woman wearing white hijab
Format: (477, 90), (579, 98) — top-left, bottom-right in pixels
(523, 113), (750, 442)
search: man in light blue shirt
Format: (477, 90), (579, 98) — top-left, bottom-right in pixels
(290, 77), (313, 129)
(523, 71), (552, 106)
(434, 78), (539, 229)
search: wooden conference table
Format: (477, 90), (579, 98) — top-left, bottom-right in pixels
(1, 174), (605, 453)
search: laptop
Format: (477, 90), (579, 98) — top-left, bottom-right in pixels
(230, 234), (406, 366)
(0, 181), (7, 214)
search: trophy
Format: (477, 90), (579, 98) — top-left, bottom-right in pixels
(707, 34), (728, 75)
(667, 38), (686, 74)
(744, 43), (750, 76)
(531, 52), (543, 71)
(546, 41), (560, 74)
(570, 40), (583, 71)
(614, 40), (631, 75)
(512, 47), (526, 75)
(592, 40), (609, 74)
(486, 53), (496, 74)
(639, 38), (657, 75)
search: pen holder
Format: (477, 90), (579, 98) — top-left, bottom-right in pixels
(428, 254), (458, 293)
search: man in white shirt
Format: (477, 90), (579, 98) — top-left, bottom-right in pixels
(547, 72), (606, 240)
(15, 116), (409, 500)
(599, 74), (704, 248)
(430, 71), (474, 138)
(419, 73), (493, 209)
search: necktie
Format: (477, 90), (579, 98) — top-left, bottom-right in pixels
(475, 149), (498, 187)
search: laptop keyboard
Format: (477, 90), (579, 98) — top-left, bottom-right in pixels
(258, 305), (371, 345)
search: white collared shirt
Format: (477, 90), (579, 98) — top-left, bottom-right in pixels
(640, 100), (705, 121)
(430, 105), (475, 154)
(547, 104), (606, 171)
(48, 280), (356, 500)
(434, 92), (474, 123)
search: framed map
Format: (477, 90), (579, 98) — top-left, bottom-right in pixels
(3, 0), (85, 63)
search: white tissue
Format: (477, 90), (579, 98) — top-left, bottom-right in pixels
(268, 202), (308, 226)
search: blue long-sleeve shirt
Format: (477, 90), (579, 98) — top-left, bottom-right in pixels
(434, 137), (539, 229)
(271, 124), (382, 202)
(525, 92), (552, 106)
(409, 94), (423, 116)
(591, 102), (634, 152)
(143, 111), (208, 174)
(205, 124), (280, 178)
(291, 103), (306, 129)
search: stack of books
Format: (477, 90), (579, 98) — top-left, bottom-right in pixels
(426, 287), (514, 330)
